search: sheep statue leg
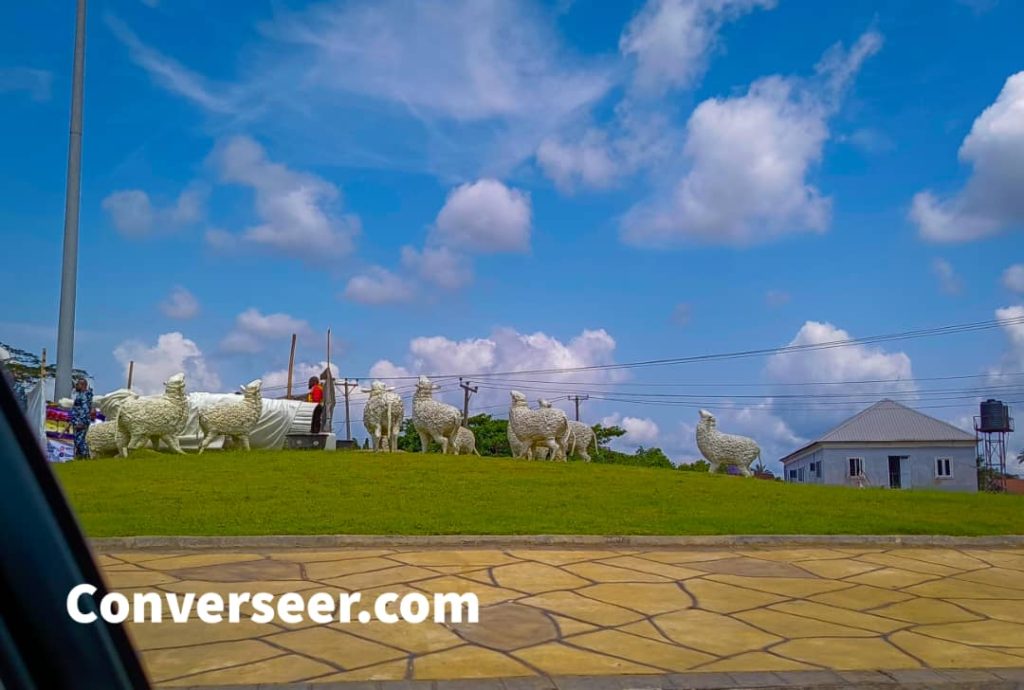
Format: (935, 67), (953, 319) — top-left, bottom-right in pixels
(418, 430), (431, 454)
(545, 438), (561, 461)
(436, 432), (450, 455)
(373, 425), (383, 452)
(198, 431), (215, 455)
(389, 430), (399, 453)
(708, 460), (719, 474)
(239, 435), (251, 452)
(162, 434), (185, 454)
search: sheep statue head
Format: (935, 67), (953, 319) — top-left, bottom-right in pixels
(538, 399), (552, 408)
(415, 375), (442, 398)
(509, 390), (528, 407)
(240, 379), (262, 395)
(698, 409), (716, 429)
(165, 373), (187, 397)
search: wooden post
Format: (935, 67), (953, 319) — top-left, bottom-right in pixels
(40, 348), (47, 381)
(127, 360), (134, 390)
(341, 378), (359, 442)
(459, 377), (478, 424)
(285, 333), (297, 399)
(568, 394), (589, 421)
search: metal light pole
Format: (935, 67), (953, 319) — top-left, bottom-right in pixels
(54, 0), (88, 400)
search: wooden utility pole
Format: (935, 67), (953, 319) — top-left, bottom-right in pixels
(568, 394), (589, 421)
(126, 360), (134, 390)
(342, 378), (359, 441)
(285, 333), (297, 399)
(459, 378), (478, 423)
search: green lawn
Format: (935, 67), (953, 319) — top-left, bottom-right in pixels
(54, 449), (1024, 537)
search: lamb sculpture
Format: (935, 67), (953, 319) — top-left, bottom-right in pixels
(116, 373), (190, 456)
(412, 375), (462, 454)
(87, 388), (139, 458)
(509, 390), (569, 461)
(695, 409), (760, 477)
(362, 380), (405, 452)
(537, 400), (598, 461)
(197, 379), (263, 453)
(453, 426), (481, 456)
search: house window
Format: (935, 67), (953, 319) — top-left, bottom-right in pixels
(797, 467), (806, 482)
(789, 469), (797, 481)
(848, 457), (864, 477)
(935, 457), (953, 479)
(809, 461), (818, 477)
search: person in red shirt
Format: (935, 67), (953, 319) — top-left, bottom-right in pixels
(307, 376), (324, 433)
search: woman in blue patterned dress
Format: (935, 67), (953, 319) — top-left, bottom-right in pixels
(70, 377), (94, 459)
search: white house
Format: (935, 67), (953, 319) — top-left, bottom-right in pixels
(781, 400), (977, 492)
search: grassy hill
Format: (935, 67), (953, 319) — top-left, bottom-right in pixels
(54, 449), (1024, 537)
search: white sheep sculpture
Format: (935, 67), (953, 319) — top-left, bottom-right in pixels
(509, 390), (569, 461)
(116, 373), (190, 456)
(507, 423), (528, 458)
(453, 426), (481, 456)
(695, 409), (760, 477)
(412, 375), (462, 454)
(86, 388), (139, 458)
(363, 380), (405, 452)
(566, 421), (598, 461)
(197, 379), (263, 454)
(537, 399), (598, 461)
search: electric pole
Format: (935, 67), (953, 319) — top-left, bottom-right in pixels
(459, 378), (478, 423)
(568, 394), (589, 421)
(342, 378), (359, 441)
(54, 0), (88, 400)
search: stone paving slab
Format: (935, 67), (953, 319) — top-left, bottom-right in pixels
(92, 545), (1024, 688)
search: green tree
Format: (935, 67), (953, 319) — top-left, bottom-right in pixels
(592, 423), (626, 449)
(465, 414), (512, 457)
(0, 340), (89, 403)
(677, 459), (710, 472)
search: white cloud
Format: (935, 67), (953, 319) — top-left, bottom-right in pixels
(343, 267), (416, 305)
(221, 308), (311, 354)
(621, 31), (881, 247)
(1003, 264), (1024, 293)
(601, 412), (661, 449)
(400, 245), (472, 290)
(102, 186), (204, 237)
(764, 320), (914, 437)
(106, 16), (238, 114)
(267, 0), (610, 123)
(373, 327), (621, 411)
(911, 72), (1024, 242)
(160, 286), (199, 319)
(931, 258), (963, 295)
(210, 136), (360, 262)
(536, 130), (619, 192)
(432, 179), (531, 254)
(0, 67), (52, 101)
(245, 0), (614, 176)
(113, 332), (220, 395)
(988, 305), (1024, 384)
(620, 0), (775, 95)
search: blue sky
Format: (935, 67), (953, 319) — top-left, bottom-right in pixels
(2, 0), (1023, 466)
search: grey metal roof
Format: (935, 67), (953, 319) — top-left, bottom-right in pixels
(817, 399), (975, 443)
(782, 399), (975, 463)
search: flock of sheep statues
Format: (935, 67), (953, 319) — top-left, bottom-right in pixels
(83, 372), (763, 474)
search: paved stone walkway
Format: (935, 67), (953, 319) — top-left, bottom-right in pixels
(96, 545), (1024, 687)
